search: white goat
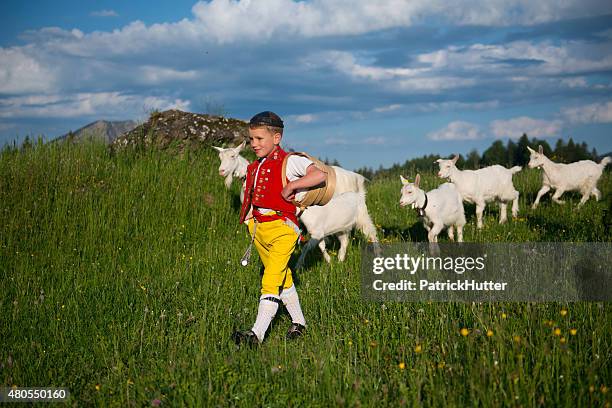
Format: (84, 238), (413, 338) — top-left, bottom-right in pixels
(436, 155), (521, 229)
(213, 141), (249, 189)
(400, 174), (466, 242)
(295, 191), (380, 269)
(215, 148), (374, 263)
(527, 145), (611, 209)
(214, 145), (367, 199)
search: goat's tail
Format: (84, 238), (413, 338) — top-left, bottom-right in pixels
(509, 166), (522, 174)
(355, 192), (379, 243)
(600, 156), (611, 168)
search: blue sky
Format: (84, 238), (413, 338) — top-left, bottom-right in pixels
(1, 1), (611, 170)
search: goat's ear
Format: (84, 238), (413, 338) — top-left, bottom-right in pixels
(452, 154), (459, 164)
(400, 175), (410, 185)
(435, 158), (442, 163)
(236, 140), (246, 152)
(213, 146), (223, 152)
(538, 145), (543, 154)
(415, 174), (421, 188)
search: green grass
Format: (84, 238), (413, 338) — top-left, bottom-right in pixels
(1, 141), (610, 406)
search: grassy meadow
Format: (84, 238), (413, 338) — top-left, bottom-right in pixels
(1, 140), (611, 406)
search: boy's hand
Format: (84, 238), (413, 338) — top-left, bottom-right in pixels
(281, 183), (296, 202)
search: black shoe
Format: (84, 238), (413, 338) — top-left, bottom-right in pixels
(232, 330), (260, 347)
(286, 323), (306, 340)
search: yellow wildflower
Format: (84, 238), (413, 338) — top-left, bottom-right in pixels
(460, 328), (470, 337)
(398, 362), (405, 370)
(553, 328), (561, 336)
(570, 329), (577, 336)
(487, 330), (494, 337)
(560, 337), (566, 344)
(560, 309), (568, 317)
(414, 344), (422, 353)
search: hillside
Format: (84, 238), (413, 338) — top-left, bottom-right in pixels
(1, 140), (611, 405)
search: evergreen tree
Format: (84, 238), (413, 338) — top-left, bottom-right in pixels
(482, 140), (506, 166)
(466, 149), (480, 169)
(506, 140), (517, 167)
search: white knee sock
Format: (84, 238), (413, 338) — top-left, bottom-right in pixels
(280, 285), (306, 326)
(251, 295), (280, 342)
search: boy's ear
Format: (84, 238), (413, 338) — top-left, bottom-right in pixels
(273, 132), (282, 145)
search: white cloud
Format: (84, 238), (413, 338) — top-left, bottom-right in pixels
(373, 104), (403, 113)
(0, 47), (58, 93)
(189, 0), (612, 43)
(363, 136), (387, 145)
(289, 113), (318, 124)
(560, 77), (588, 88)
(139, 66), (199, 84)
(90, 9), (118, 17)
(490, 116), (562, 139)
(562, 101), (612, 124)
(0, 92), (190, 118)
(418, 100), (499, 112)
(311, 50), (474, 92)
(428, 121), (484, 140)
(417, 40), (612, 76)
(324, 137), (350, 145)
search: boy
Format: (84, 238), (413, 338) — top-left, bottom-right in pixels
(233, 111), (328, 346)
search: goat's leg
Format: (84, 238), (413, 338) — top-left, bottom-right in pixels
(427, 223), (444, 243)
(447, 225), (455, 241)
(337, 231), (350, 262)
(499, 202), (508, 224)
(532, 185), (551, 209)
(475, 202), (486, 229)
(511, 190), (519, 218)
(591, 187), (602, 201)
(456, 224), (464, 243)
(317, 238), (332, 263)
(551, 189), (566, 205)
(295, 237), (321, 270)
(577, 189), (592, 208)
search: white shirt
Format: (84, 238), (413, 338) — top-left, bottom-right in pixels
(254, 155), (313, 214)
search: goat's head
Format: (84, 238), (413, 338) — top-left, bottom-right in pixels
(213, 141), (246, 177)
(527, 145), (545, 169)
(399, 174), (421, 208)
(435, 155), (459, 179)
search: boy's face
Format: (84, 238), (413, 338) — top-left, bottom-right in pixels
(248, 127), (281, 158)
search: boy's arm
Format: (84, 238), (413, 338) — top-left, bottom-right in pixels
(281, 164), (327, 202)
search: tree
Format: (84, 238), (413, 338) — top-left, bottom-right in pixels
(466, 149), (481, 169)
(482, 140), (506, 166)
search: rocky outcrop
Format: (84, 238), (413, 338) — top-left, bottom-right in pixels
(111, 109), (248, 152)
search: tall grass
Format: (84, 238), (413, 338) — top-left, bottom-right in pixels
(1, 141), (610, 406)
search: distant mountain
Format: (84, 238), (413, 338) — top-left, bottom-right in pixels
(56, 120), (138, 144)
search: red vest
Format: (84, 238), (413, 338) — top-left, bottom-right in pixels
(239, 146), (299, 225)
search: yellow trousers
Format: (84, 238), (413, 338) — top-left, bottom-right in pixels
(247, 218), (299, 296)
